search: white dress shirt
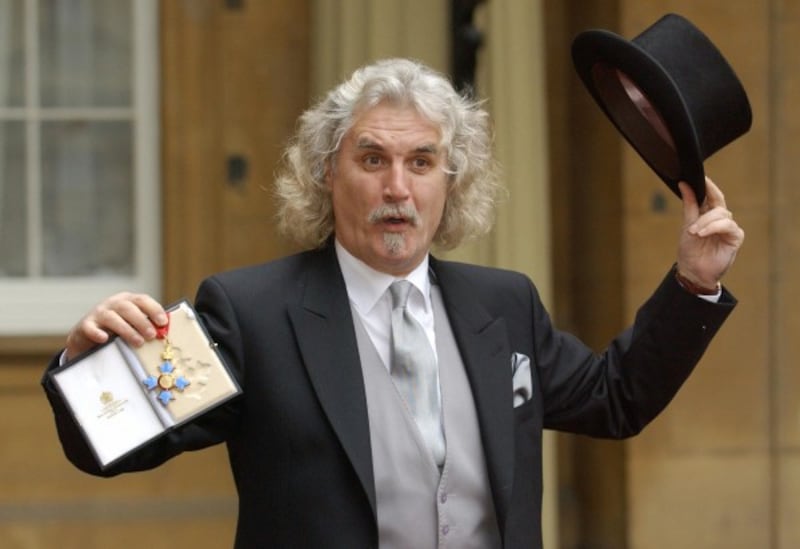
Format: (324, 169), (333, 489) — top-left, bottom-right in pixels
(334, 239), (438, 370)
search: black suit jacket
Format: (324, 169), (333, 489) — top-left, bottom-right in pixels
(43, 245), (735, 548)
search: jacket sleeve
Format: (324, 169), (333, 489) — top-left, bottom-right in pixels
(533, 267), (736, 438)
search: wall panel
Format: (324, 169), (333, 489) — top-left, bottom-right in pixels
(547, 0), (798, 547)
(0, 2), (310, 547)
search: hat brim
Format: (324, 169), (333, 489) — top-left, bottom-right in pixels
(572, 29), (706, 203)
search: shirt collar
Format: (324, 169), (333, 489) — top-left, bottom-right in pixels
(334, 239), (431, 315)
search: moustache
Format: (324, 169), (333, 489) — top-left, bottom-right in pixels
(368, 204), (421, 227)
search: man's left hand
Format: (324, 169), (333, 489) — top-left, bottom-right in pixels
(676, 176), (745, 289)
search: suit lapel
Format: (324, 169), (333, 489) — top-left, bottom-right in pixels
(431, 258), (515, 534)
(287, 247), (377, 515)
(283, 250), (515, 530)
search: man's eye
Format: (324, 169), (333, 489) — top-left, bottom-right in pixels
(363, 155), (383, 168)
(411, 157), (432, 171)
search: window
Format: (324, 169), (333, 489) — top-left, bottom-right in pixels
(0, 0), (158, 335)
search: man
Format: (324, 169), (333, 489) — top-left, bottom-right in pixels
(43, 58), (744, 548)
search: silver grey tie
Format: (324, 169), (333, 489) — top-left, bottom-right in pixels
(389, 280), (445, 466)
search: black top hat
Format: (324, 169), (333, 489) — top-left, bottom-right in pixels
(571, 13), (752, 203)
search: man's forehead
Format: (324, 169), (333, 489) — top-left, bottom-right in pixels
(354, 135), (439, 154)
(351, 102), (440, 129)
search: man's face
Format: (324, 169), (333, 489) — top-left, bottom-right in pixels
(327, 102), (448, 276)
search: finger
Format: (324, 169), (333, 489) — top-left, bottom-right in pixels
(702, 176), (727, 210)
(102, 293), (167, 341)
(64, 293), (166, 359)
(124, 293), (169, 328)
(679, 181), (700, 225)
(689, 206), (735, 235)
(104, 301), (154, 341)
(692, 217), (745, 245)
(65, 320), (111, 360)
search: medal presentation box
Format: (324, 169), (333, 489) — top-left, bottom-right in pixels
(50, 300), (241, 469)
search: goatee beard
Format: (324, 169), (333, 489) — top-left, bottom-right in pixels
(383, 232), (405, 255)
(368, 204), (419, 256)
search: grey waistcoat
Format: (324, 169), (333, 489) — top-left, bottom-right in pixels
(352, 284), (501, 549)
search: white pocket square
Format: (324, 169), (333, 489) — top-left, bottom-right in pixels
(511, 352), (532, 407)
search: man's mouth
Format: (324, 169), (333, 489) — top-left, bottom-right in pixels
(369, 205), (420, 228)
(385, 216), (407, 225)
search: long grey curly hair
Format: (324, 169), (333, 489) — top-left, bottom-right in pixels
(274, 58), (503, 250)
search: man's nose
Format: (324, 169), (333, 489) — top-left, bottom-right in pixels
(383, 162), (411, 201)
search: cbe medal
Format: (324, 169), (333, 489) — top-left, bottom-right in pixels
(142, 314), (191, 406)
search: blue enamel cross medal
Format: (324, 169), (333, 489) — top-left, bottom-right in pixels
(142, 314), (191, 406)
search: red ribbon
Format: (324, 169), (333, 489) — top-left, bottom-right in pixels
(153, 312), (170, 339)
